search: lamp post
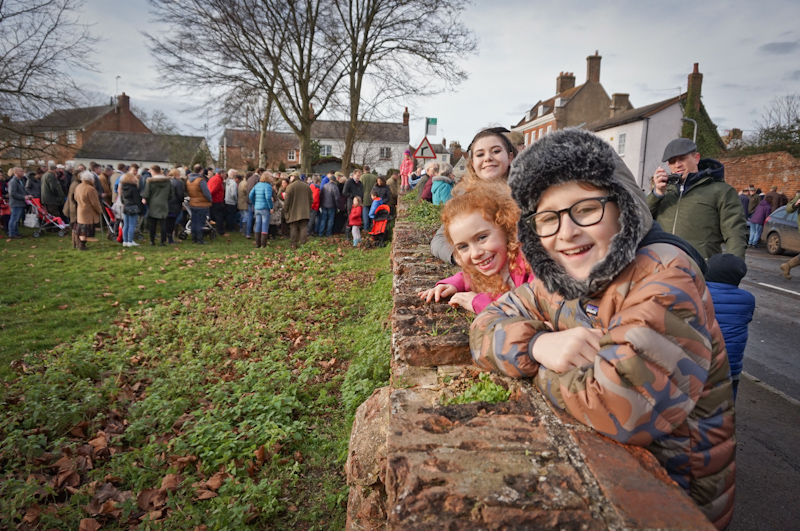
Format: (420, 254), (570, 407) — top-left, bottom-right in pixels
(681, 117), (697, 144)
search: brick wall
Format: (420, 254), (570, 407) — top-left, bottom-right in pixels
(720, 151), (800, 196)
(344, 196), (715, 531)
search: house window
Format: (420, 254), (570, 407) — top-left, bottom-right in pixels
(617, 132), (626, 156)
(525, 132), (530, 145)
(45, 131), (56, 144)
(25, 135), (33, 146)
(320, 145), (332, 157)
(287, 149), (297, 162)
(379, 147), (392, 160)
(546, 125), (552, 135)
(67, 130), (77, 144)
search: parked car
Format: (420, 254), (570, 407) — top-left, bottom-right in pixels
(762, 205), (800, 255)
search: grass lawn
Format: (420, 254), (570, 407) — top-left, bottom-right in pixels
(0, 225), (392, 530)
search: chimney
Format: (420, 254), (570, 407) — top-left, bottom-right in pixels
(403, 107), (409, 126)
(556, 71), (576, 94)
(442, 137), (446, 148)
(452, 142), (462, 162)
(610, 93), (630, 116)
(586, 51), (601, 83)
(117, 92), (130, 110)
(687, 63), (703, 112)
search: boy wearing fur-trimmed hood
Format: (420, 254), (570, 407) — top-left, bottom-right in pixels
(470, 128), (736, 530)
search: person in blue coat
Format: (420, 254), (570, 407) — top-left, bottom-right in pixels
(705, 253), (755, 400)
(248, 173), (274, 248)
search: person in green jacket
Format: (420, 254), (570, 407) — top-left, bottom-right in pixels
(779, 191), (800, 279)
(142, 165), (174, 246)
(41, 164), (65, 218)
(360, 166), (377, 232)
(647, 138), (747, 260)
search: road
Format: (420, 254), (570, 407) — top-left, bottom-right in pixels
(740, 247), (800, 402)
(728, 246), (800, 531)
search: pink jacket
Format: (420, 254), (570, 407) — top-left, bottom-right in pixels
(437, 253), (534, 313)
(400, 157), (414, 178)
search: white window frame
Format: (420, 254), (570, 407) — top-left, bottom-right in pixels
(379, 147), (391, 160)
(618, 132), (626, 156)
(46, 131), (57, 144)
(546, 124), (552, 135)
(320, 145), (332, 157)
(287, 149), (297, 162)
(25, 135), (34, 146)
(67, 130), (77, 144)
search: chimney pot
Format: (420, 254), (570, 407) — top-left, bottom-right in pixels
(586, 52), (602, 83)
(403, 107), (409, 126)
(117, 93), (130, 110)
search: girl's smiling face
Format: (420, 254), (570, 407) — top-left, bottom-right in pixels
(449, 211), (509, 277)
(536, 181), (621, 281)
(471, 135), (514, 181)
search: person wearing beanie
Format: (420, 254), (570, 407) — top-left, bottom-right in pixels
(647, 137), (747, 260)
(780, 191), (800, 279)
(470, 128), (736, 530)
(705, 253), (754, 401)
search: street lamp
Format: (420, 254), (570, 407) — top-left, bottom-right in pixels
(681, 117), (697, 144)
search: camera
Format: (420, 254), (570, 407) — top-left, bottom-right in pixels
(666, 173), (682, 186)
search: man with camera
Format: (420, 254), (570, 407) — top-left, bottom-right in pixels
(647, 138), (747, 260)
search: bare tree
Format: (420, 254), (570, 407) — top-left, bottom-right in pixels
(147, 0), (348, 172)
(0, 0), (97, 142)
(332, 0), (477, 173)
(731, 93), (800, 158)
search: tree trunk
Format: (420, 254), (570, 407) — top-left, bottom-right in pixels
(300, 128), (313, 174)
(259, 74), (277, 169)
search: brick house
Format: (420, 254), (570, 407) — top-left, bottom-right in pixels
(0, 93), (150, 167)
(220, 129), (299, 171)
(512, 52), (632, 146)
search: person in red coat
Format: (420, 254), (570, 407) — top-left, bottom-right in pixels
(349, 196), (363, 246)
(207, 171), (227, 236)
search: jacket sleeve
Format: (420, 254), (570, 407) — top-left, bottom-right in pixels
(248, 187), (256, 204)
(718, 186), (747, 259)
(787, 193), (800, 214)
(469, 283), (549, 378)
(265, 185), (273, 210)
(430, 224), (455, 264)
(200, 180), (212, 202)
(646, 191), (663, 216)
(436, 271), (467, 292)
(534, 255), (713, 447)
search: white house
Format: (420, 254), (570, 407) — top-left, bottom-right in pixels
(588, 93), (687, 190)
(311, 109), (410, 175)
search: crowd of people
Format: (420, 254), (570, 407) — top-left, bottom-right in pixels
(0, 162), (417, 250)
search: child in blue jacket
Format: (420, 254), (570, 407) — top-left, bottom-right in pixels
(705, 253), (755, 400)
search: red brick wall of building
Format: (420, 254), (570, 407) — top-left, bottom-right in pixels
(719, 151), (800, 196)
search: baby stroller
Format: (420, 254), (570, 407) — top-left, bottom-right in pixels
(26, 198), (68, 237)
(102, 201), (143, 242)
(176, 202), (217, 241)
(368, 204), (391, 247)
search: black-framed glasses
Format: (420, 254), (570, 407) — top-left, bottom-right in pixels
(523, 197), (616, 237)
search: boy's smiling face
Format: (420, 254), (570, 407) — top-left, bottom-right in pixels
(536, 181), (621, 281)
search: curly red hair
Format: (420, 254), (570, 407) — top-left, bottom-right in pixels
(442, 181), (529, 296)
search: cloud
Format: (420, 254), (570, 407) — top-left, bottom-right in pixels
(758, 41), (799, 55)
(784, 70), (800, 80)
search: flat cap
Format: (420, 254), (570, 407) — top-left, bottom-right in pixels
(662, 138), (698, 162)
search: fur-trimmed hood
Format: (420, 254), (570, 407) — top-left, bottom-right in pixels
(508, 128), (653, 299)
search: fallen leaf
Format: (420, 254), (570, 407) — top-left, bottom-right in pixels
(22, 504), (41, 524)
(194, 489), (218, 500)
(161, 473), (183, 491)
(254, 445), (266, 465)
(137, 285), (146, 289)
(155, 279), (167, 284)
(135, 256), (145, 261)
(205, 471), (228, 491)
(58, 304), (69, 310)
(79, 518), (101, 531)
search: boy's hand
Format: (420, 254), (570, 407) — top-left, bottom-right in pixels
(449, 291), (477, 312)
(418, 283), (457, 303)
(531, 328), (603, 373)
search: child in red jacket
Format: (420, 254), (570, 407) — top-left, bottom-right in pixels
(349, 196), (363, 246)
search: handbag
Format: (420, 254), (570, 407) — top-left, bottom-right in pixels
(123, 205), (140, 215)
(112, 194), (124, 218)
(23, 212), (39, 228)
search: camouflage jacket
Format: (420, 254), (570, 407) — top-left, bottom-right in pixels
(470, 242), (736, 529)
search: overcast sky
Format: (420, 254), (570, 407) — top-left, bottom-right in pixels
(78, 0), (800, 152)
